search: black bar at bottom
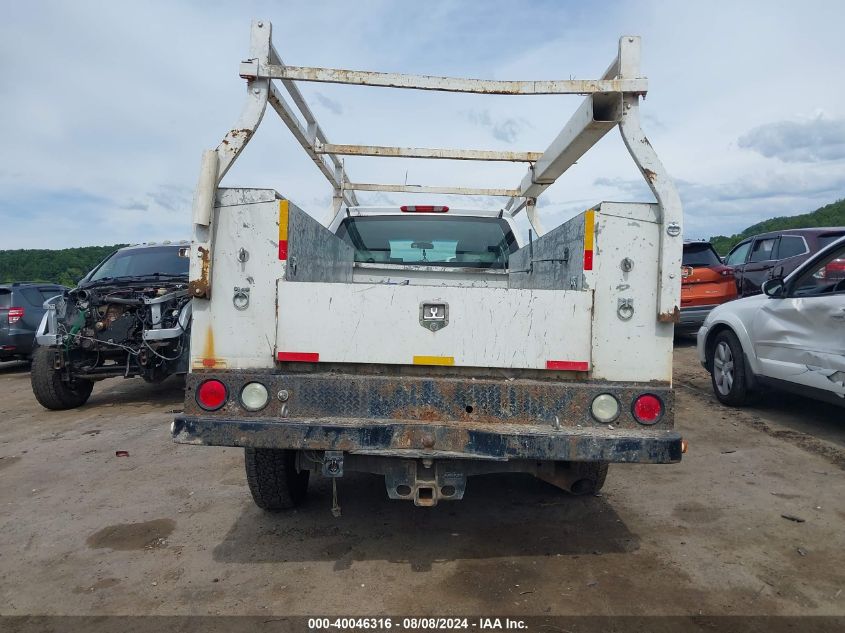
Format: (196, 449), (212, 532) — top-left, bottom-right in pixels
(172, 416), (683, 463)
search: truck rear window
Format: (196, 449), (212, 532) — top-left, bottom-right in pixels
(336, 216), (518, 269)
(0, 290), (10, 308)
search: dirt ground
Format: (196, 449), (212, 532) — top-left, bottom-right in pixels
(0, 341), (843, 617)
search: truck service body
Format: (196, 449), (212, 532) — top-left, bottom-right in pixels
(173, 21), (686, 508)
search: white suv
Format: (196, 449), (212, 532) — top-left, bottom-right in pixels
(697, 236), (845, 407)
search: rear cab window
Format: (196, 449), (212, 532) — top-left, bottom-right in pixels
(682, 243), (721, 267)
(335, 216), (518, 269)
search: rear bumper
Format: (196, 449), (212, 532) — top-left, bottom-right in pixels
(677, 305), (718, 330)
(0, 330), (34, 358)
(172, 415), (683, 464)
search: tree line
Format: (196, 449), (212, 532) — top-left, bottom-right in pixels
(709, 199), (845, 255)
(1, 198), (843, 285)
(0, 245), (127, 287)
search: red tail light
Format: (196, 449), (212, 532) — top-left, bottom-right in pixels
(633, 394), (664, 425)
(8, 307), (24, 324)
(196, 379), (227, 411)
(710, 264), (734, 278)
(823, 258), (845, 278)
(400, 205), (449, 213)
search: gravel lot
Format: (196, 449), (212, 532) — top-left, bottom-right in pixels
(1, 341), (843, 617)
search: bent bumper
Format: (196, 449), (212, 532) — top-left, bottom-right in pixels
(172, 415), (683, 464)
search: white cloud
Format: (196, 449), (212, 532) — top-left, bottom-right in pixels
(1, 0), (844, 249)
(738, 116), (845, 163)
(464, 109), (530, 144)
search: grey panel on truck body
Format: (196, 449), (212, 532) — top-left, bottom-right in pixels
(285, 202), (354, 283)
(508, 211), (588, 290)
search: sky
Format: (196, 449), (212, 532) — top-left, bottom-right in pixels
(1, 0), (844, 249)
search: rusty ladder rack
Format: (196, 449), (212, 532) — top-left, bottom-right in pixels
(190, 19), (683, 321)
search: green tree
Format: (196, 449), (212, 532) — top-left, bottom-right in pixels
(708, 199), (845, 255)
(0, 245), (129, 286)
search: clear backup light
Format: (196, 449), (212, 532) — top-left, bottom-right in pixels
(240, 382), (269, 411)
(591, 393), (620, 423)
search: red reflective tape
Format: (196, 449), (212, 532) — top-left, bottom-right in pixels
(546, 360), (589, 371)
(583, 250), (593, 271)
(278, 240), (288, 260)
(277, 351), (319, 363)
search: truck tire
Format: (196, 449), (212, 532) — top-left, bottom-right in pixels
(30, 347), (94, 410)
(244, 448), (310, 511)
(710, 329), (750, 406)
(570, 462), (609, 495)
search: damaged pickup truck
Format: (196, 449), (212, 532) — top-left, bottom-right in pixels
(31, 243), (191, 410)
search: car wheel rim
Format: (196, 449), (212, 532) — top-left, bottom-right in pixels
(713, 341), (735, 395)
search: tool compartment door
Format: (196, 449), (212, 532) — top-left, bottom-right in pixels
(276, 282), (592, 370)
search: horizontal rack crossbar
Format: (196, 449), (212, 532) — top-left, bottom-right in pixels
(240, 62), (648, 95)
(315, 142), (541, 162)
(342, 182), (519, 197)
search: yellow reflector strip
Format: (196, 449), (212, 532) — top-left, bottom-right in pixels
(278, 200), (289, 259)
(584, 208), (595, 251)
(413, 355), (455, 366)
(279, 200), (289, 241)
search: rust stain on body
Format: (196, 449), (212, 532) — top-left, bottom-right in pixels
(188, 246), (211, 299)
(658, 306), (681, 323)
(195, 326), (227, 369)
(203, 326), (215, 362)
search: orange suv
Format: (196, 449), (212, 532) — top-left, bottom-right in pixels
(678, 241), (737, 332)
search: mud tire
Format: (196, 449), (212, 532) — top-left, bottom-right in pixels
(570, 462), (609, 495)
(245, 448), (310, 511)
(30, 347), (94, 410)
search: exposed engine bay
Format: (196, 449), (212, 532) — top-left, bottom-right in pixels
(47, 281), (190, 382)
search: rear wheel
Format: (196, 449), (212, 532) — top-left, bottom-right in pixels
(245, 448), (310, 511)
(710, 330), (750, 406)
(570, 462), (609, 495)
(30, 347), (94, 410)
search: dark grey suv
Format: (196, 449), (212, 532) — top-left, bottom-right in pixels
(0, 283), (67, 361)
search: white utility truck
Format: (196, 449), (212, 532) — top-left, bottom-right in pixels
(172, 20), (687, 509)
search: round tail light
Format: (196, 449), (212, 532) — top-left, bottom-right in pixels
(197, 379), (227, 411)
(633, 394), (664, 425)
(591, 393), (620, 423)
(240, 382), (269, 411)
